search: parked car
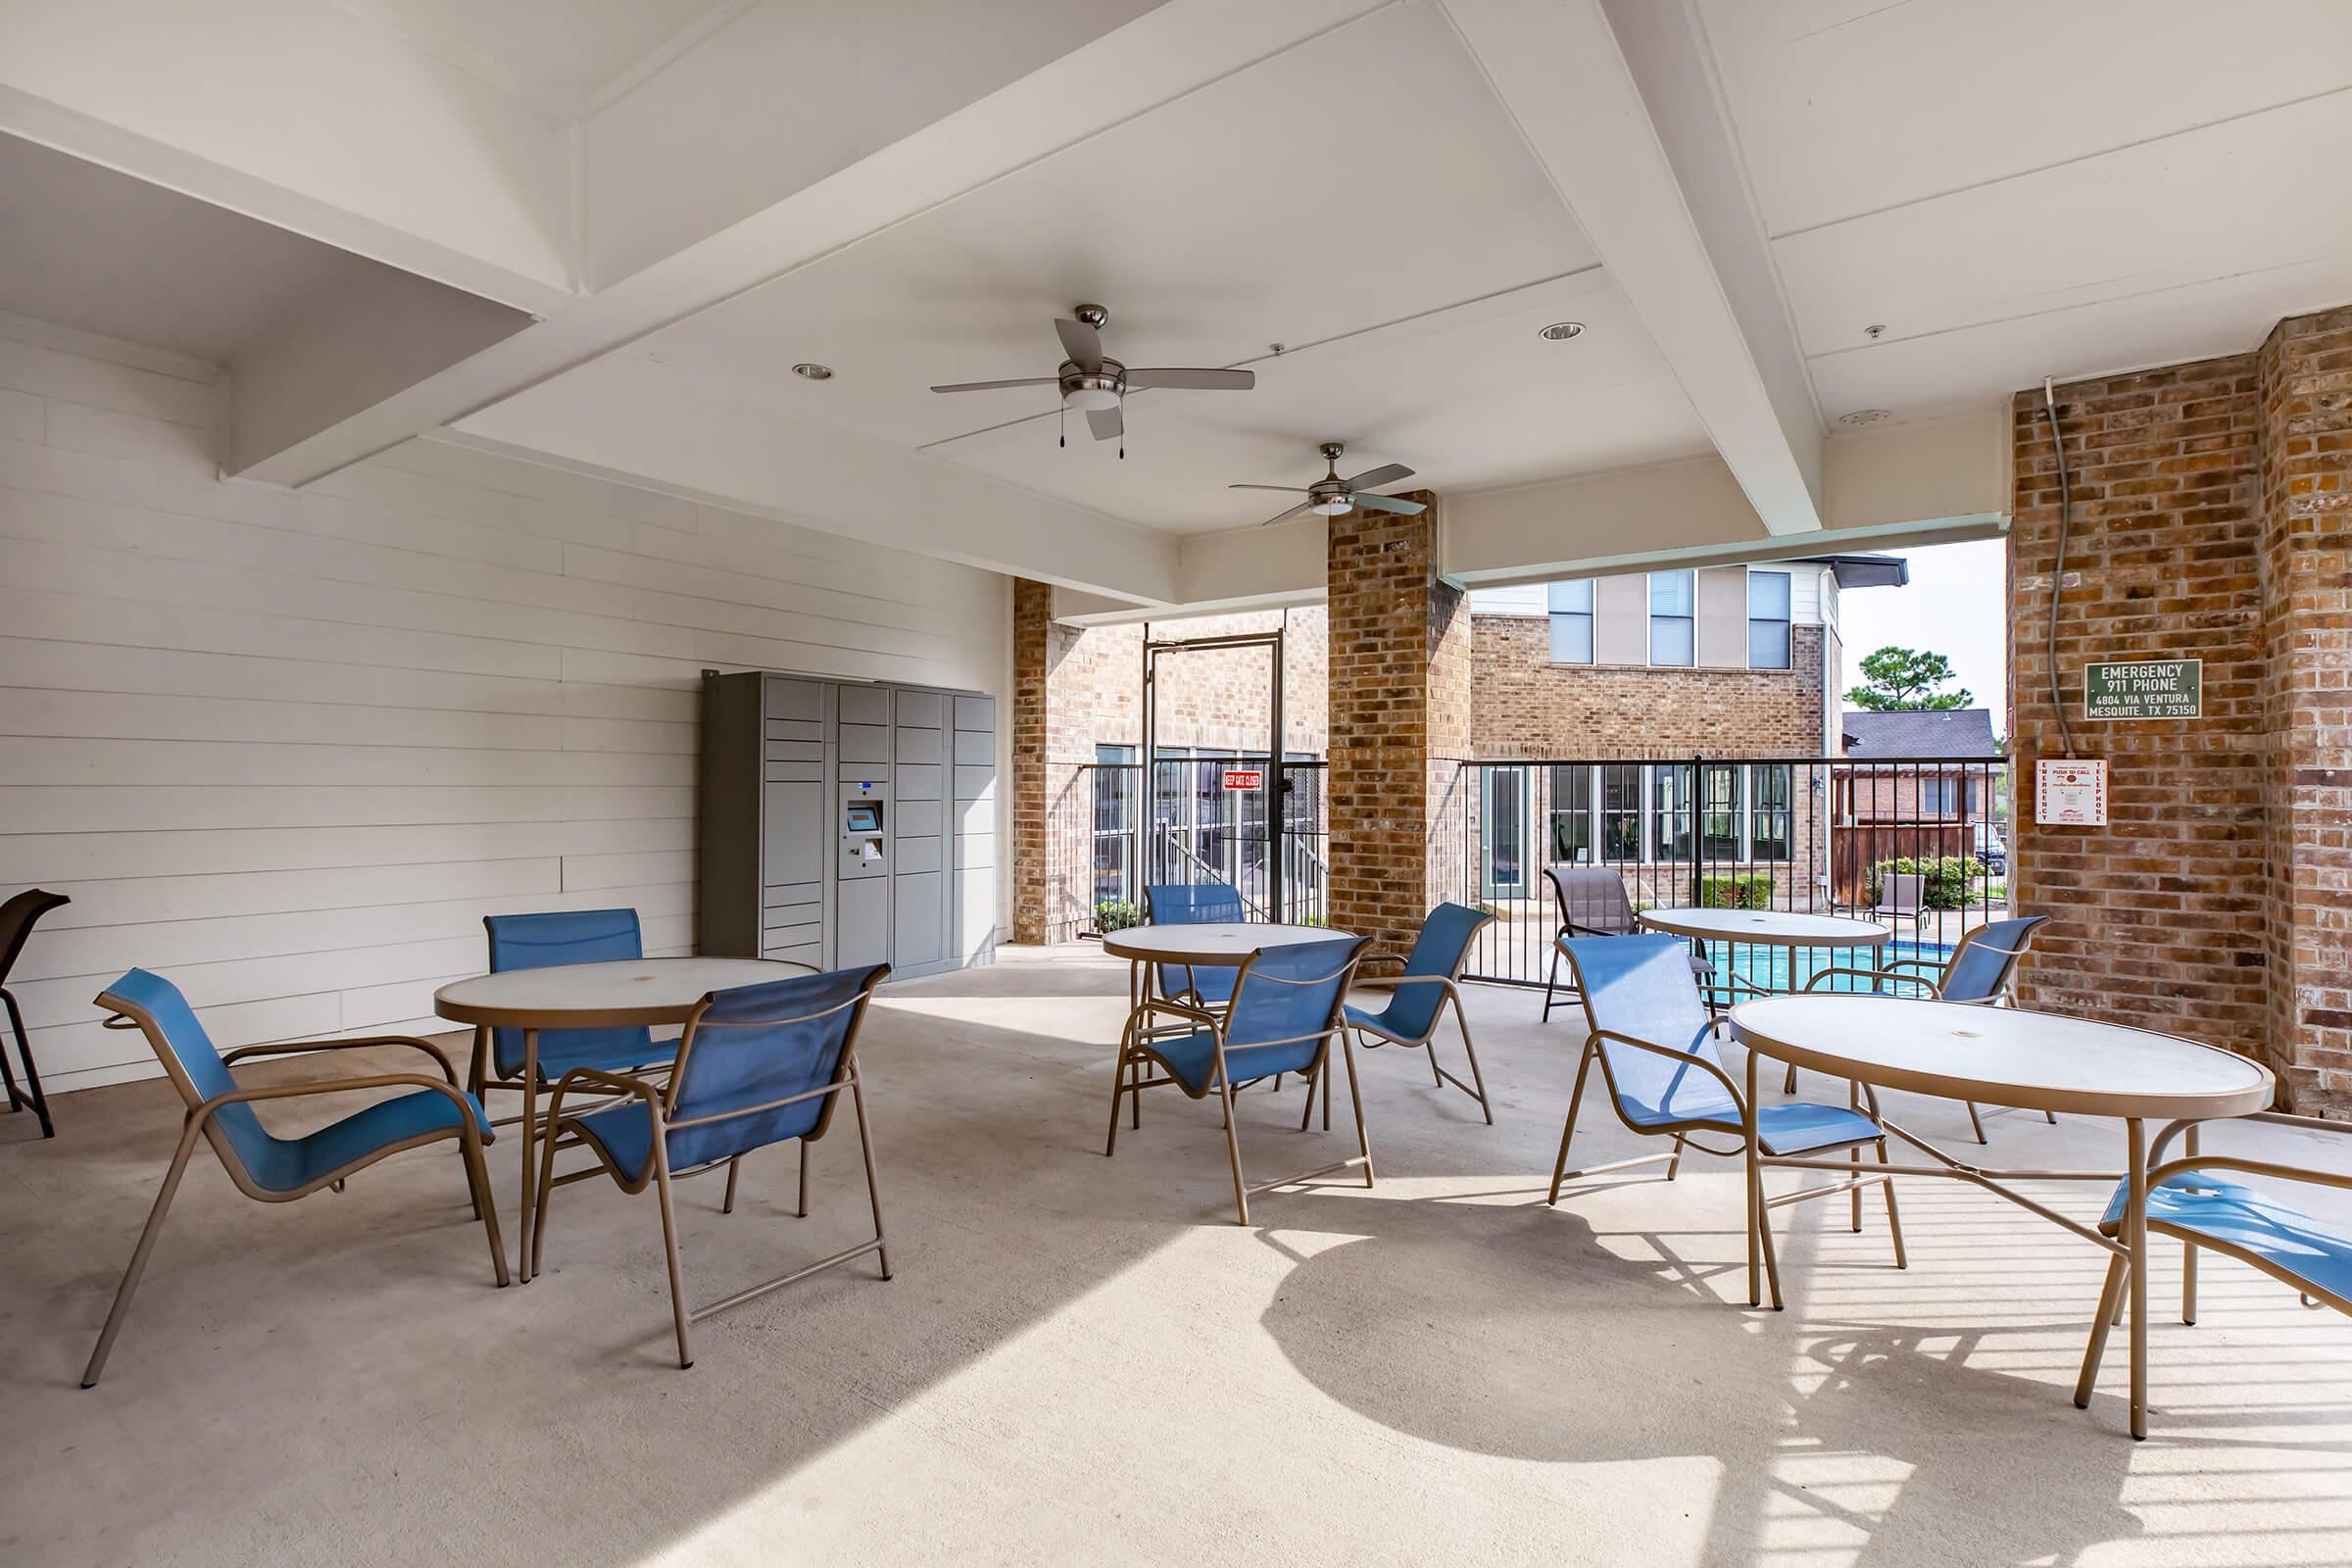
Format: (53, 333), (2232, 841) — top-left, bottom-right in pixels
(1973, 821), (2007, 874)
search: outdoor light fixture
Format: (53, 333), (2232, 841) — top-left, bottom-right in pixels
(792, 363), (834, 380)
(1540, 320), (1586, 341)
(1062, 374), (1123, 413)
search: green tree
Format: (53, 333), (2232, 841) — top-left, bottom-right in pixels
(1845, 646), (1973, 710)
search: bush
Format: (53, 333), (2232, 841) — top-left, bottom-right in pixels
(1094, 898), (1143, 933)
(1698, 872), (1776, 909)
(1866, 856), (1986, 910)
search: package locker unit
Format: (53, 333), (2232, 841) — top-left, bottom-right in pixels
(699, 670), (998, 980)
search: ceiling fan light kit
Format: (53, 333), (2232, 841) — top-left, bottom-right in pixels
(929, 302), (1255, 452)
(1230, 440), (1426, 527)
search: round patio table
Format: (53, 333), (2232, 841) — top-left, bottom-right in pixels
(1729, 994), (2274, 1440)
(435, 956), (816, 1281)
(1640, 907), (1892, 1086)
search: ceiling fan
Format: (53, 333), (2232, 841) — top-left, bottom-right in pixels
(1231, 442), (1424, 526)
(928, 303), (1254, 450)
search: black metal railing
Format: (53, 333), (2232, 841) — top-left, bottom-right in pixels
(1067, 759), (1329, 934)
(1452, 754), (2011, 988)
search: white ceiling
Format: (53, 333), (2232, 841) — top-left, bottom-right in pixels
(0, 131), (524, 368)
(336, 0), (737, 114)
(626, 2), (1711, 534)
(1700, 0), (2352, 418)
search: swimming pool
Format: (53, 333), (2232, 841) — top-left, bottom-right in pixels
(1704, 938), (1953, 998)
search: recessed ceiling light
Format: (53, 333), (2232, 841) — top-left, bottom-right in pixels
(1837, 409), (1894, 426)
(1539, 321), (1586, 342)
(792, 363), (834, 381)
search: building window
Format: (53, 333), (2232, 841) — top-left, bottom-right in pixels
(1921, 774), (1960, 816)
(1748, 569), (1791, 669)
(1700, 764), (1741, 860)
(1749, 764), (1793, 860)
(1600, 763), (1643, 860)
(1652, 762), (1694, 861)
(1093, 745), (1137, 903)
(1648, 569), (1695, 666)
(1548, 764), (1593, 862)
(1546, 579), (1594, 664)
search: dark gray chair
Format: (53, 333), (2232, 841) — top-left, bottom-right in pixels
(0, 888), (70, 1139)
(1540, 866), (1710, 1021)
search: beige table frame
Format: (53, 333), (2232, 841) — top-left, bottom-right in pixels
(1729, 995), (2273, 1441)
(434, 956), (812, 1283)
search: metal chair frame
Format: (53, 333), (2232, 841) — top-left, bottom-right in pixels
(1547, 938), (1906, 1309)
(1105, 942), (1374, 1226)
(2076, 1111), (2352, 1430)
(0, 888), (70, 1138)
(80, 997), (507, 1389)
(1345, 909), (1497, 1124)
(1796, 916), (2051, 1143)
(532, 969), (890, 1370)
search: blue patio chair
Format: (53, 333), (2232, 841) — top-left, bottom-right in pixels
(473, 908), (681, 1280)
(1548, 934), (1905, 1309)
(1800, 915), (2051, 1143)
(1143, 883), (1247, 1010)
(532, 964), (891, 1369)
(1105, 934), (1374, 1225)
(2076, 1113), (2352, 1434)
(81, 967), (505, 1388)
(1342, 903), (1497, 1124)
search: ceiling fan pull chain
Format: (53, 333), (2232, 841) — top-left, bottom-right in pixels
(1118, 393), (1126, 460)
(1058, 403), (1065, 449)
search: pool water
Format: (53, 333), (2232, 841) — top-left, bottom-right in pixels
(1704, 939), (1953, 998)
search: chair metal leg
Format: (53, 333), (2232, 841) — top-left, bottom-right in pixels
(1783, 1060), (1797, 1095)
(2182, 1239), (2198, 1325)
(1745, 1049), (1784, 1310)
(1548, 1042), (1596, 1204)
(1965, 1100), (1987, 1145)
(2074, 1251), (2129, 1408)
(1665, 1136), (1685, 1182)
(1541, 937), (1564, 1022)
(3, 990), (55, 1139)
(722, 1155), (742, 1215)
(0, 1001), (21, 1113)
(529, 1103), (564, 1280)
(1104, 1018), (1136, 1158)
(849, 1068), (892, 1279)
(1339, 1035), (1374, 1189)
(650, 1138), (694, 1370)
(81, 1116), (204, 1388)
(453, 1116), (510, 1288)
(1453, 1004), (1494, 1125)
(1850, 1146), (1864, 1232)
(797, 1138), (810, 1218)
(1215, 1064), (1249, 1226)
(1298, 1064), (1317, 1132)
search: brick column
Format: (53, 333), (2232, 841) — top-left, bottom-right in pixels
(1326, 494), (1469, 956)
(2258, 306), (2352, 1111)
(1009, 577), (1053, 945)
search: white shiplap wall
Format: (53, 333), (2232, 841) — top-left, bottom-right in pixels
(0, 319), (1009, 1093)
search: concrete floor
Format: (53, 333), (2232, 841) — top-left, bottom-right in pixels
(5, 944), (2352, 1567)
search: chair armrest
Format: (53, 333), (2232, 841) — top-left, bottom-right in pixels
(222, 1034), (459, 1086)
(1588, 1027), (1747, 1106)
(1132, 996), (1219, 1031)
(542, 1065), (662, 1132)
(2146, 1152), (2352, 1200)
(193, 1071), (492, 1138)
(1800, 967), (1938, 996)
(1355, 954), (1404, 971)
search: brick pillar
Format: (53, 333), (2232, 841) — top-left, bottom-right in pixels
(1009, 578), (1053, 945)
(2258, 306), (2352, 1112)
(1326, 494), (1468, 956)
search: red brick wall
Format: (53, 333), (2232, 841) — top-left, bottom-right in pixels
(2007, 357), (2271, 1066)
(1010, 578), (1054, 944)
(2258, 307), (2352, 1109)
(1470, 615), (1826, 760)
(1326, 495), (1467, 956)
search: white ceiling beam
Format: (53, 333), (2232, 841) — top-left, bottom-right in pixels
(1441, 0), (1826, 536)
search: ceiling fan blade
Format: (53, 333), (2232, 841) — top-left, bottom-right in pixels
(1348, 491), (1427, 516)
(1342, 462), (1413, 491)
(1124, 368), (1255, 392)
(929, 376), (1060, 394)
(1055, 317), (1102, 372)
(1228, 483), (1310, 493)
(1259, 502), (1316, 527)
(1085, 403), (1123, 442)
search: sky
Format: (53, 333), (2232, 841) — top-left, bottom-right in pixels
(1837, 538), (2008, 735)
